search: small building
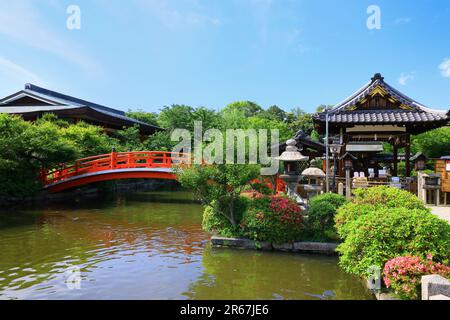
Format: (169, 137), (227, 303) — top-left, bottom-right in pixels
(0, 83), (162, 135)
(313, 73), (450, 178)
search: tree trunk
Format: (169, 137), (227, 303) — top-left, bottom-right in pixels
(228, 196), (237, 227)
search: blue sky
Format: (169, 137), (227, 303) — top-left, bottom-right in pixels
(0, 0), (449, 113)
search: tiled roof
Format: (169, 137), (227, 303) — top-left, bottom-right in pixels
(314, 73), (449, 125)
(322, 110), (447, 124)
(0, 84), (163, 131)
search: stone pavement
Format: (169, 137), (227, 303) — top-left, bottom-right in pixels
(429, 206), (450, 223)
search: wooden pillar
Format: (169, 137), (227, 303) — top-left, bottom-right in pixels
(345, 168), (352, 199)
(405, 134), (411, 177)
(393, 145), (398, 177)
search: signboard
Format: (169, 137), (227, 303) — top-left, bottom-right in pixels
(446, 161), (450, 171)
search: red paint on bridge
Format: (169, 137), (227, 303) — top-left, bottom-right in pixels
(41, 151), (189, 193)
(41, 151), (286, 194)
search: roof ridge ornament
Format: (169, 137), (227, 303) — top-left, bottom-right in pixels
(371, 73), (384, 82)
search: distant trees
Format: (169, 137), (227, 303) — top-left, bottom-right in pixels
(412, 126), (450, 159)
(0, 101), (332, 197)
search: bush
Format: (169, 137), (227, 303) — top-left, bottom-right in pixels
(202, 198), (249, 238)
(336, 208), (450, 277)
(241, 195), (303, 244)
(383, 256), (450, 300)
(307, 193), (347, 241)
(335, 203), (383, 238)
(335, 187), (429, 238)
(352, 186), (425, 210)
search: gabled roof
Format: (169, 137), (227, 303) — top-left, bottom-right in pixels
(313, 73), (449, 126)
(0, 84), (162, 132)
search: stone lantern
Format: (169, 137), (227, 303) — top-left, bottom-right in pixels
(302, 165), (326, 200)
(278, 139), (308, 206)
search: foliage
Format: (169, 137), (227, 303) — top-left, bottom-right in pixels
(0, 114), (79, 196)
(307, 193), (348, 241)
(383, 256), (450, 300)
(352, 186), (425, 210)
(336, 208), (450, 277)
(241, 195), (303, 243)
(113, 125), (143, 151)
(202, 198), (249, 238)
(335, 203), (381, 238)
(259, 105), (287, 122)
(60, 121), (115, 157)
(222, 101), (263, 118)
(412, 126), (450, 158)
(144, 131), (174, 151)
(126, 110), (159, 127)
(335, 187), (427, 238)
(175, 164), (260, 226)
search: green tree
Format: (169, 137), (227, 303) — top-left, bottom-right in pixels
(144, 131), (174, 151)
(0, 114), (78, 196)
(158, 104), (195, 131)
(260, 105), (287, 122)
(412, 127), (450, 158)
(176, 164), (260, 227)
(222, 101), (263, 118)
(126, 110), (159, 127)
(60, 121), (115, 157)
(113, 125), (144, 151)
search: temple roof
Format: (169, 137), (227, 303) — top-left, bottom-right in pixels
(0, 84), (162, 134)
(313, 73), (449, 129)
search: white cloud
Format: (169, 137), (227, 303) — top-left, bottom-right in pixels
(398, 72), (415, 85)
(0, 56), (44, 84)
(438, 58), (450, 78)
(0, 0), (99, 73)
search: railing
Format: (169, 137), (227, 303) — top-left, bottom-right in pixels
(41, 151), (191, 186)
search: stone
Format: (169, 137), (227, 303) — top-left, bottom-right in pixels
(272, 243), (293, 251)
(293, 242), (338, 254)
(421, 275), (450, 300)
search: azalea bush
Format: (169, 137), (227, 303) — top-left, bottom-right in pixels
(307, 193), (347, 241)
(202, 198), (249, 238)
(352, 186), (425, 210)
(383, 256), (450, 300)
(335, 186), (429, 238)
(241, 195), (303, 244)
(337, 207), (450, 277)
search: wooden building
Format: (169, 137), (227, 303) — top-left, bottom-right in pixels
(313, 73), (449, 178)
(0, 84), (162, 135)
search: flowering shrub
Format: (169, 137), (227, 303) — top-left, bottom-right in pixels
(352, 186), (426, 210)
(336, 207), (450, 277)
(202, 197), (249, 238)
(241, 195), (303, 243)
(383, 256), (450, 300)
(249, 179), (274, 196)
(335, 187), (429, 239)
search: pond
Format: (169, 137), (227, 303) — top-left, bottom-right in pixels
(0, 191), (374, 300)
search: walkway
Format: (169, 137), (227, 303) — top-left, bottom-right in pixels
(429, 206), (450, 223)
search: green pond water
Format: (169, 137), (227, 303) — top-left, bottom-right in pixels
(0, 191), (373, 300)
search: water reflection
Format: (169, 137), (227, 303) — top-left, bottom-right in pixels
(0, 191), (373, 300)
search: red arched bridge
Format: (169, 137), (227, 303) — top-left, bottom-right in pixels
(40, 151), (190, 193)
(41, 151), (286, 194)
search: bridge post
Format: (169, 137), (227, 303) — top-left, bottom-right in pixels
(111, 149), (117, 169)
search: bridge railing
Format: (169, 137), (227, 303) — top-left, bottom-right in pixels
(41, 151), (191, 186)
